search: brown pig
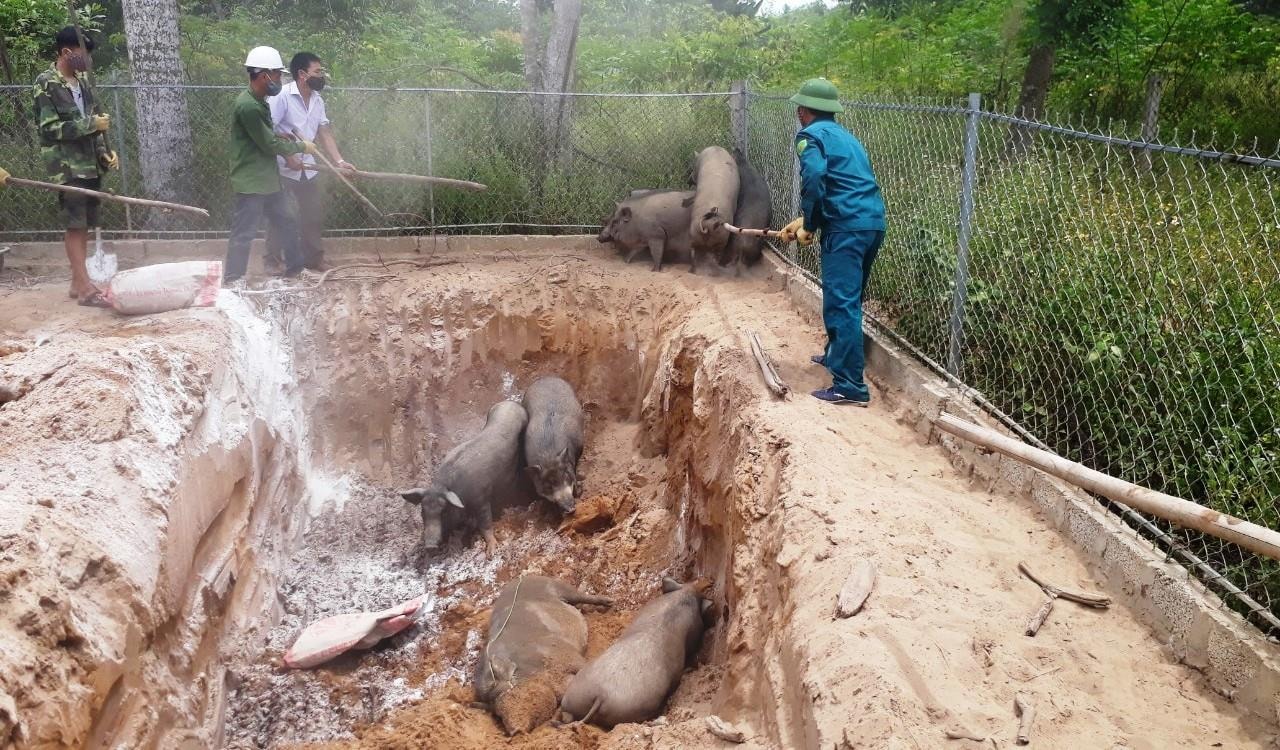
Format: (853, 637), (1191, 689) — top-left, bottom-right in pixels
(475, 575), (613, 734)
(559, 577), (711, 728)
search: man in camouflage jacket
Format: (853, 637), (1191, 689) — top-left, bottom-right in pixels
(32, 26), (116, 305)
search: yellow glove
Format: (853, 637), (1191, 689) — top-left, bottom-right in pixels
(0, 166), (9, 188)
(795, 227), (814, 247)
(778, 217), (803, 242)
(302, 141), (320, 156)
(100, 150), (119, 171)
(90, 114), (111, 133)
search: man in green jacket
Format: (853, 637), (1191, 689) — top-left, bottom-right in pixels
(223, 45), (318, 284)
(32, 26), (116, 306)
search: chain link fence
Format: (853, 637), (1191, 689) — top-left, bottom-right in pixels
(750, 93), (1280, 639)
(2, 82), (1277, 638)
(0, 84), (731, 239)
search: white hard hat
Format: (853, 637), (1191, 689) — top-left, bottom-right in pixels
(244, 46), (287, 72)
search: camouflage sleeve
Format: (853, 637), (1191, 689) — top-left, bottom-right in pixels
(32, 79), (96, 143)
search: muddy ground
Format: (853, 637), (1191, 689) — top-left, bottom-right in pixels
(0, 243), (1276, 749)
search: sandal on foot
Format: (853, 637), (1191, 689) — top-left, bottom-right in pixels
(77, 290), (111, 308)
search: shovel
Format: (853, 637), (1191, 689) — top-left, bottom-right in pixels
(283, 594), (428, 669)
(86, 227), (117, 286)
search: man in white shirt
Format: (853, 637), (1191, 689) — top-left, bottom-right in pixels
(264, 52), (355, 272)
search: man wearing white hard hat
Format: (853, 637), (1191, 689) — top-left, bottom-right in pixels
(223, 45), (318, 284)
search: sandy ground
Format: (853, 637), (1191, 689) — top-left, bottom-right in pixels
(1, 248), (1277, 749)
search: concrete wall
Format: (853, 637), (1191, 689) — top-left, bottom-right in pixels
(767, 252), (1280, 727)
(4, 234), (602, 273)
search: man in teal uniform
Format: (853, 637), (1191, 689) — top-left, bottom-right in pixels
(780, 78), (887, 406)
(223, 45), (318, 284)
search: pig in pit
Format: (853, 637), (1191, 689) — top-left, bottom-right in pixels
(597, 190), (697, 273)
(400, 399), (528, 556)
(559, 577), (712, 728)
(475, 575), (612, 734)
(521, 376), (585, 513)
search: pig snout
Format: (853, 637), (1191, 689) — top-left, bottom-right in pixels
(551, 484), (576, 513)
(597, 227), (612, 243)
(420, 508), (445, 549)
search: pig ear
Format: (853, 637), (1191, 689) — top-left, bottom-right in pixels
(445, 490), (465, 509)
(400, 488), (427, 505)
(661, 577), (682, 594)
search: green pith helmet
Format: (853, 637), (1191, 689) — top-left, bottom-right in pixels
(790, 77), (844, 113)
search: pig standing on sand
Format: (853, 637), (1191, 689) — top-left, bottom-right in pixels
(400, 399), (527, 556)
(597, 190), (697, 273)
(688, 146), (740, 274)
(522, 376), (585, 513)
(560, 578), (712, 728)
(721, 147), (772, 273)
(476, 575), (613, 734)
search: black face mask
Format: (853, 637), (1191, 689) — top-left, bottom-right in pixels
(265, 78), (283, 96)
(308, 76), (326, 92)
(65, 51), (90, 72)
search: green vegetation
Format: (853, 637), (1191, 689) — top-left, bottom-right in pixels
(4, 0), (1280, 146)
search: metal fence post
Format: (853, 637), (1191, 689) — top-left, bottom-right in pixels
(730, 81), (748, 156)
(424, 91), (436, 229)
(947, 92), (982, 377)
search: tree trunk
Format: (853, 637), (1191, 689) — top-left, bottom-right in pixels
(520, 0), (582, 184)
(0, 32), (27, 141)
(1007, 43), (1055, 158)
(541, 0), (581, 167)
(121, 0), (195, 225)
(519, 0), (544, 93)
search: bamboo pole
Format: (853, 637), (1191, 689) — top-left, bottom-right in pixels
(723, 222), (782, 239)
(934, 412), (1280, 561)
(300, 162), (487, 192)
(291, 129), (384, 218)
(5, 175), (209, 218)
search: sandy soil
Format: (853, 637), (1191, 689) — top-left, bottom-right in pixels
(1, 247), (1276, 749)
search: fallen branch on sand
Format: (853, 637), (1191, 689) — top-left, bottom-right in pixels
(234, 259), (457, 296)
(748, 331), (790, 398)
(1014, 692), (1035, 745)
(835, 559), (876, 618)
(1018, 561), (1110, 636)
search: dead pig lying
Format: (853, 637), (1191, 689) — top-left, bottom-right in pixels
(522, 376), (585, 513)
(597, 190), (697, 272)
(721, 147), (772, 272)
(476, 575), (612, 734)
(400, 399), (528, 556)
(689, 146), (740, 273)
(560, 578), (712, 728)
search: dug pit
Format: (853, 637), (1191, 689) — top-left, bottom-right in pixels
(1, 240), (1274, 750)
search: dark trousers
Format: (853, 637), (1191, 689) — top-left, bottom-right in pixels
(820, 229), (885, 401)
(224, 191), (300, 281)
(266, 176), (323, 268)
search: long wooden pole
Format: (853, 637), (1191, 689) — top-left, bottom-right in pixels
(291, 128), (383, 218)
(724, 222), (782, 239)
(5, 175), (209, 218)
(934, 412), (1280, 561)
(300, 162), (487, 192)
